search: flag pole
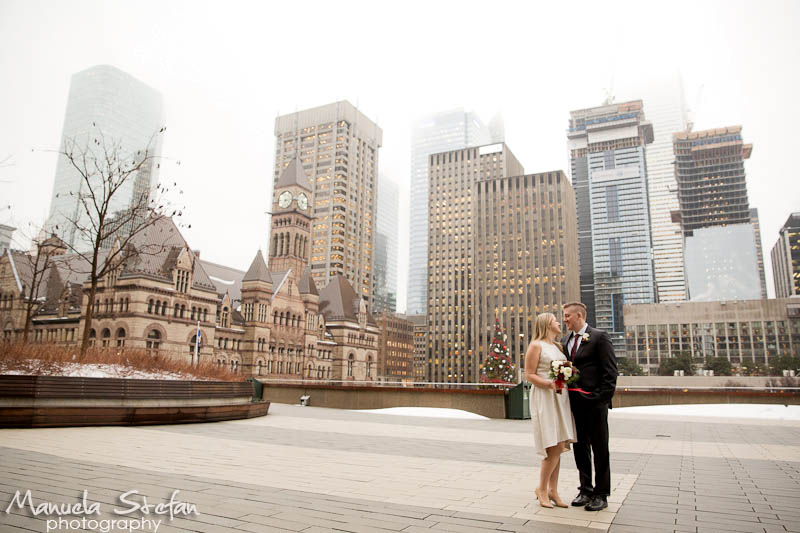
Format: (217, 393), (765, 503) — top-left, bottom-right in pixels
(194, 320), (201, 366)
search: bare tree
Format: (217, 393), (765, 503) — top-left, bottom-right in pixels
(0, 224), (59, 342)
(52, 124), (183, 354)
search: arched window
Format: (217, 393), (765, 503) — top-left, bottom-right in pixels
(180, 305), (185, 318)
(366, 355), (373, 378)
(347, 354), (354, 377)
(274, 311), (278, 324)
(278, 361), (283, 374)
(307, 364), (313, 378)
(327, 367), (332, 379)
(202, 308), (208, 322)
(154, 301), (161, 315)
(101, 328), (111, 347)
(189, 334), (199, 355)
(221, 306), (229, 327)
(257, 360), (263, 376)
(162, 302), (166, 316)
(146, 329), (161, 351)
(147, 299), (154, 314)
(191, 307), (196, 320)
(115, 328), (126, 348)
(88, 328), (96, 347)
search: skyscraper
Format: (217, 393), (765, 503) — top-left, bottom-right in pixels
(567, 100), (656, 354)
(673, 126), (763, 301)
(273, 101), (382, 305)
(618, 74), (689, 303)
(772, 212), (800, 298)
(474, 170), (579, 380)
(374, 173), (398, 313)
(47, 65), (164, 250)
(427, 143), (523, 383)
(407, 109), (498, 316)
(673, 126), (753, 231)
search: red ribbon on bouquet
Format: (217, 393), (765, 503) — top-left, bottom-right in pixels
(567, 387), (589, 394)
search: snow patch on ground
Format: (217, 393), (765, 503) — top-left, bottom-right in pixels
(613, 403), (800, 421)
(2, 363), (206, 380)
(351, 407), (490, 420)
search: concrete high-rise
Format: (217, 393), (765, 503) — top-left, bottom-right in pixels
(374, 173), (398, 313)
(474, 170), (579, 381)
(673, 126), (764, 300)
(427, 144), (523, 383)
(772, 212), (800, 298)
(567, 100), (656, 354)
(619, 74), (689, 303)
(407, 109), (498, 316)
(47, 65), (164, 250)
(673, 126), (753, 231)
(273, 101), (382, 305)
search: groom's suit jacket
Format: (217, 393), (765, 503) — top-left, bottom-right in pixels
(561, 325), (619, 409)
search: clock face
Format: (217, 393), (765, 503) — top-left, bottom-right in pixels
(278, 191), (293, 208)
(297, 192), (308, 210)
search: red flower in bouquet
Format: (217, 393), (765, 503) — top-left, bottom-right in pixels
(547, 360), (580, 394)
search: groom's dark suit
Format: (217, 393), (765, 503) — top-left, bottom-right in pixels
(562, 325), (618, 498)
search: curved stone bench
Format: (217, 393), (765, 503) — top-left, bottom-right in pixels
(0, 375), (269, 428)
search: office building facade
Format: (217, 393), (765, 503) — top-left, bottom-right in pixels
(772, 212), (800, 298)
(273, 101), (382, 305)
(427, 144), (523, 383)
(407, 109), (498, 316)
(624, 299), (800, 372)
(619, 75), (689, 302)
(47, 65), (164, 251)
(684, 224), (762, 301)
(568, 101), (656, 355)
(474, 170), (579, 380)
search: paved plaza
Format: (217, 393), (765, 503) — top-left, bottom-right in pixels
(1, 403), (799, 533)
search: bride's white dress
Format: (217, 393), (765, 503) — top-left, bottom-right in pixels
(529, 341), (577, 457)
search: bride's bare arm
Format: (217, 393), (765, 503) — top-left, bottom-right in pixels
(524, 341), (556, 389)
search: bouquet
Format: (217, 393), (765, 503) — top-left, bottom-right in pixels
(548, 360), (579, 394)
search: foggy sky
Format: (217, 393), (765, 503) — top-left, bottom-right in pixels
(1, 0), (798, 310)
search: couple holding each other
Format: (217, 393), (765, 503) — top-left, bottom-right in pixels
(523, 302), (618, 512)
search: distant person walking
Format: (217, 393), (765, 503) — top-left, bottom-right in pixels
(524, 312), (577, 508)
(561, 302), (618, 512)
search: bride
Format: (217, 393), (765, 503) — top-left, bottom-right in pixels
(523, 312), (577, 508)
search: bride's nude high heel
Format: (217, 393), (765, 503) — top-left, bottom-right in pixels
(535, 488), (554, 508)
(548, 491), (568, 508)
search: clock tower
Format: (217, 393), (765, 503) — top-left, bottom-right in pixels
(269, 157), (313, 281)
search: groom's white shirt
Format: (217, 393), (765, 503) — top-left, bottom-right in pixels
(567, 323), (589, 355)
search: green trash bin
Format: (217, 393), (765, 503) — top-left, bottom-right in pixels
(248, 377), (263, 402)
(506, 382), (531, 419)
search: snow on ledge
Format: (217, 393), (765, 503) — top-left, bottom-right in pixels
(612, 403), (800, 421)
(350, 407), (489, 420)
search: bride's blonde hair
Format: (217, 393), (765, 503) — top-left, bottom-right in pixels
(532, 312), (557, 343)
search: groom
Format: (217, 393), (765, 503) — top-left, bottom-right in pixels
(562, 302), (618, 512)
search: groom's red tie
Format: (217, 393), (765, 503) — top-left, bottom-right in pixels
(570, 332), (578, 361)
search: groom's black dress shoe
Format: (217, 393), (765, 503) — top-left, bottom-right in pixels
(584, 497), (608, 511)
(571, 494), (592, 507)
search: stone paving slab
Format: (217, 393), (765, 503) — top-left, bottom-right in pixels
(0, 402), (799, 533)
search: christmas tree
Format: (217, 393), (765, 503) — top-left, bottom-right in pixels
(480, 319), (516, 383)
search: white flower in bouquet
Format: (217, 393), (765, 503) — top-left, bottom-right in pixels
(562, 366), (573, 378)
(551, 360), (560, 370)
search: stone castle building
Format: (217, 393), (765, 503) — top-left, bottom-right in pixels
(0, 160), (380, 381)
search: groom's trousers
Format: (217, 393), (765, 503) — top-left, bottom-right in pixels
(572, 402), (611, 497)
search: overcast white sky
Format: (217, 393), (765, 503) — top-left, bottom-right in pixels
(1, 0), (798, 310)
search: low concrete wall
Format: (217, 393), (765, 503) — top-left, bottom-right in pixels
(617, 376), (793, 388)
(613, 388), (798, 408)
(260, 381), (800, 419)
(259, 382), (508, 419)
(0, 375), (269, 428)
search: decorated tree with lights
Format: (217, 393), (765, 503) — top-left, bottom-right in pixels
(480, 319), (516, 383)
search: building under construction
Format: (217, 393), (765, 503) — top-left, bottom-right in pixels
(672, 126), (753, 233)
(673, 126), (766, 300)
